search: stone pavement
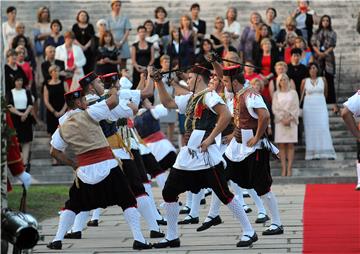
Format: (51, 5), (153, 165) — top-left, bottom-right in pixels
(33, 184), (305, 253)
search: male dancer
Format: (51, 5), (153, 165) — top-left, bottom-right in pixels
(64, 71), (164, 239)
(219, 64), (284, 235)
(152, 65), (257, 248)
(341, 90), (360, 190)
(47, 86), (152, 250)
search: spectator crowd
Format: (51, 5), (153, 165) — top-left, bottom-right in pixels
(3, 0), (340, 176)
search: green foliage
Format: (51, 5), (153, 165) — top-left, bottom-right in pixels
(7, 185), (70, 221)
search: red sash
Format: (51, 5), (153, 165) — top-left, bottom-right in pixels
(143, 131), (166, 143)
(77, 147), (114, 166)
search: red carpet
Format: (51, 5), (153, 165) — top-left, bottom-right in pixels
(303, 184), (360, 253)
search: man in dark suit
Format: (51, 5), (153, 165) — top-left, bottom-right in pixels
(190, 3), (206, 54)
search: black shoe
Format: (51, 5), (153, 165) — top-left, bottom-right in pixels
(132, 240), (152, 250)
(150, 230), (165, 238)
(243, 205), (252, 213)
(255, 214), (270, 224)
(236, 232), (258, 247)
(200, 198), (206, 205)
(262, 224), (284, 235)
(157, 218), (167, 225)
(178, 215), (199, 224)
(64, 231), (82, 239)
(87, 219), (98, 227)
(179, 206), (190, 214)
(47, 240), (62, 250)
(196, 215), (222, 232)
(153, 238), (180, 248)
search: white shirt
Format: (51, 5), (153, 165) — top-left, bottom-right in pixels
(11, 89), (28, 109)
(344, 91), (360, 117)
(224, 20), (241, 37)
(2, 22), (16, 53)
(51, 101), (127, 184)
(119, 89), (141, 106)
(173, 91), (226, 171)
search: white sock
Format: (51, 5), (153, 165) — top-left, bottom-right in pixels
(164, 202), (179, 240)
(205, 193), (221, 223)
(136, 196), (160, 231)
(226, 197), (254, 240)
(357, 163), (360, 184)
(155, 172), (167, 190)
(71, 211), (89, 232)
(188, 190), (204, 219)
(91, 208), (101, 221)
(248, 189), (267, 215)
(185, 191), (192, 208)
(230, 181), (246, 206)
(123, 207), (146, 243)
(261, 192), (282, 227)
(53, 210), (76, 241)
(143, 183), (163, 220)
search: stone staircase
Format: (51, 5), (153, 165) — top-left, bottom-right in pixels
(2, 0), (358, 184)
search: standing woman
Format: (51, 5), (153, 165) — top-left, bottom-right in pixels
(33, 7), (51, 85)
(179, 15), (197, 68)
(223, 7), (241, 47)
(55, 31), (86, 91)
(239, 12), (262, 62)
(311, 15), (338, 113)
(144, 20), (161, 68)
(252, 23), (277, 63)
(154, 6), (170, 54)
(196, 39), (214, 70)
(131, 26), (154, 88)
(272, 74), (299, 176)
(301, 63), (336, 160)
(72, 10), (95, 74)
(95, 30), (121, 75)
(211, 16), (225, 48)
(43, 65), (67, 164)
(265, 7), (281, 40)
(7, 75), (34, 170)
(43, 19), (64, 52)
(294, 36), (313, 66)
(2, 6), (17, 57)
(5, 49), (28, 95)
(291, 0), (317, 45)
(107, 0), (132, 69)
(12, 23), (36, 69)
(276, 16), (302, 60)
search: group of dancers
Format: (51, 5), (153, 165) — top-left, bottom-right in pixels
(46, 54), (284, 250)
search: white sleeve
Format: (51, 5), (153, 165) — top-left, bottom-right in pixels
(344, 92), (360, 117)
(109, 100), (133, 120)
(175, 93), (192, 114)
(150, 104), (168, 119)
(119, 90), (141, 106)
(245, 94), (268, 119)
(50, 128), (68, 152)
(86, 100), (112, 122)
(234, 22), (241, 36)
(204, 91), (225, 114)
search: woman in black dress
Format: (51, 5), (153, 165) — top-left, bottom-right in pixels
(131, 25), (154, 88)
(72, 10), (95, 74)
(43, 65), (67, 135)
(5, 49), (28, 95)
(154, 6), (170, 54)
(7, 75), (34, 169)
(95, 30), (121, 75)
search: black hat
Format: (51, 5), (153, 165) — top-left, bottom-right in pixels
(64, 87), (84, 104)
(100, 72), (119, 89)
(188, 65), (211, 79)
(78, 72), (98, 88)
(223, 65), (242, 76)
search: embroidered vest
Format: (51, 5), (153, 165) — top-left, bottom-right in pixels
(234, 87), (259, 130)
(134, 110), (160, 139)
(184, 90), (217, 143)
(59, 111), (109, 155)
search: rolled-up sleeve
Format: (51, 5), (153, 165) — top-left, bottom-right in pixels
(109, 100), (134, 120)
(344, 92), (360, 117)
(86, 100), (112, 122)
(50, 128), (68, 152)
(175, 93), (192, 114)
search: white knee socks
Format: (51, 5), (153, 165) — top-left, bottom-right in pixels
(261, 192), (282, 227)
(248, 189), (267, 215)
(53, 210), (76, 241)
(123, 207), (146, 243)
(71, 211), (89, 232)
(136, 196), (160, 231)
(230, 181), (246, 207)
(205, 193), (221, 223)
(185, 191), (192, 208)
(143, 183), (163, 220)
(91, 208), (101, 221)
(226, 197), (254, 240)
(155, 172), (167, 190)
(188, 189), (204, 219)
(164, 202), (179, 241)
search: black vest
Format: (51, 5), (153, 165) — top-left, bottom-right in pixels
(134, 110), (160, 138)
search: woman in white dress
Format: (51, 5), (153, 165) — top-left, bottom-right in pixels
(2, 6), (17, 57)
(272, 74), (299, 176)
(301, 62), (336, 160)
